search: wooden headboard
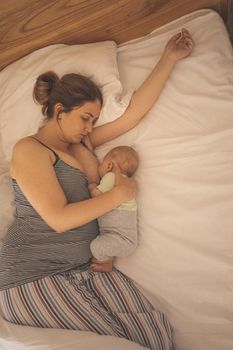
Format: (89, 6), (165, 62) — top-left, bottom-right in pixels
(0, 0), (228, 72)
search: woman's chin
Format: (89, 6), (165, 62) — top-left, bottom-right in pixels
(71, 135), (82, 143)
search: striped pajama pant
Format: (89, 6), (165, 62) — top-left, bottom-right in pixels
(0, 268), (172, 350)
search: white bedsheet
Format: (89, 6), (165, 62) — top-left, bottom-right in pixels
(0, 9), (233, 350)
(96, 8), (233, 350)
(115, 9), (233, 350)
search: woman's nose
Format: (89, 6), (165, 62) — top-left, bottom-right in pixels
(86, 120), (93, 133)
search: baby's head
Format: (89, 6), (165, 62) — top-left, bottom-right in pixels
(99, 146), (139, 178)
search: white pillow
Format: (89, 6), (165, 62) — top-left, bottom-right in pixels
(0, 41), (128, 164)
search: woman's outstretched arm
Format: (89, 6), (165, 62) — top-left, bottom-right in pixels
(90, 29), (193, 148)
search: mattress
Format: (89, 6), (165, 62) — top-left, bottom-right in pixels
(0, 9), (233, 350)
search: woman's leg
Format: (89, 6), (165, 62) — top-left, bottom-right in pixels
(86, 268), (173, 350)
(0, 272), (125, 337)
(0, 269), (172, 350)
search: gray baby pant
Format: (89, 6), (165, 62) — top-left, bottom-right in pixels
(90, 209), (137, 261)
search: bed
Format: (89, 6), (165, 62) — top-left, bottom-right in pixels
(0, 1), (232, 349)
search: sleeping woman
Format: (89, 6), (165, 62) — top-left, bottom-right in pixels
(0, 29), (193, 350)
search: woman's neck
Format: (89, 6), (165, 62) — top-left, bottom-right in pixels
(35, 119), (71, 152)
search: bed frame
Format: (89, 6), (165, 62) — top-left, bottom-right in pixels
(0, 0), (229, 72)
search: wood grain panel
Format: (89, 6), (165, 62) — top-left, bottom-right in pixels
(0, 0), (228, 71)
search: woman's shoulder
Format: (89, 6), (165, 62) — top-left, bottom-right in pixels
(14, 136), (35, 149)
(13, 135), (47, 154)
(11, 136), (54, 178)
(12, 136), (52, 165)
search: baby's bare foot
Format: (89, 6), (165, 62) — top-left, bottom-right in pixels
(90, 258), (113, 272)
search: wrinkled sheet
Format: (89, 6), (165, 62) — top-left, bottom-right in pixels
(113, 9), (233, 350)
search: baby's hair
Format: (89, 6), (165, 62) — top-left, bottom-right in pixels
(105, 146), (139, 177)
(33, 71), (103, 119)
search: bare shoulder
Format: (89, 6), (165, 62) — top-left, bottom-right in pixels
(10, 137), (68, 231)
(11, 136), (53, 177)
(13, 136), (40, 156)
(12, 136), (54, 161)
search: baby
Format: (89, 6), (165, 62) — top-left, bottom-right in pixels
(88, 146), (139, 271)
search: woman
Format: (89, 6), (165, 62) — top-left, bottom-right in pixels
(0, 29), (193, 350)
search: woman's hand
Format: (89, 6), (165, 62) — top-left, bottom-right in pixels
(114, 164), (137, 202)
(164, 28), (193, 62)
(82, 134), (94, 152)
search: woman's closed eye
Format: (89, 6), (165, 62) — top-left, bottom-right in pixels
(82, 115), (98, 125)
(82, 115), (91, 121)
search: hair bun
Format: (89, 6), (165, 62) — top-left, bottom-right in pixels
(33, 71), (59, 106)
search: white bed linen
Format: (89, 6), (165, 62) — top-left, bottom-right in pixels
(112, 9), (233, 350)
(0, 9), (233, 350)
(0, 319), (145, 350)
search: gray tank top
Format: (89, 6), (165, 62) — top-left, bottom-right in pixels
(0, 139), (99, 290)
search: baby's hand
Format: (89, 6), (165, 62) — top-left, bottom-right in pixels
(88, 183), (97, 191)
(88, 183), (101, 197)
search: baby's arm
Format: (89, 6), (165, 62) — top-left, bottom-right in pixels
(89, 172), (115, 198)
(88, 183), (102, 197)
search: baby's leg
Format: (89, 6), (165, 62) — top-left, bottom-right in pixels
(90, 209), (137, 261)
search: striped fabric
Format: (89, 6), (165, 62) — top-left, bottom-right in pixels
(0, 139), (172, 348)
(0, 158), (99, 290)
(0, 268), (172, 350)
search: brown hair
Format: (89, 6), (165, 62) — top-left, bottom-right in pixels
(33, 71), (103, 119)
(105, 146), (139, 177)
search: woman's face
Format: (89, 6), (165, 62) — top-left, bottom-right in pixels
(57, 100), (101, 143)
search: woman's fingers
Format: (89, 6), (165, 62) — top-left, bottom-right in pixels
(165, 27), (193, 62)
(181, 28), (192, 39)
(171, 32), (182, 42)
(168, 28), (192, 48)
(181, 28), (190, 35)
(174, 28), (192, 51)
(181, 29), (193, 45)
(186, 38), (193, 49)
(181, 36), (193, 51)
(82, 135), (93, 152)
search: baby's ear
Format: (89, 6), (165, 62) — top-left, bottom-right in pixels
(107, 161), (114, 171)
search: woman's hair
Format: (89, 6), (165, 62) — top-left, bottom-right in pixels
(33, 71), (103, 119)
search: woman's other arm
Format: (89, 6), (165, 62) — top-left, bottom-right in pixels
(90, 29), (193, 148)
(11, 139), (136, 233)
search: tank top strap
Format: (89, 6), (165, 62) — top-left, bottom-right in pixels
(30, 137), (59, 165)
